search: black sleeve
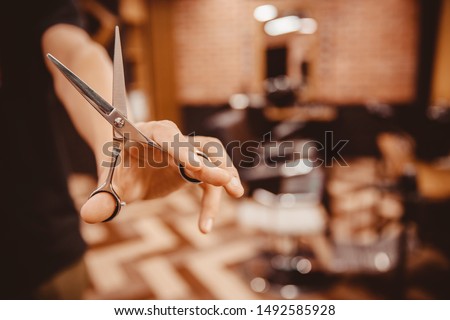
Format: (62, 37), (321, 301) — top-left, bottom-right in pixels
(37, 0), (84, 38)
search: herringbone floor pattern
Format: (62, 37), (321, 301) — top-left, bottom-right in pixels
(69, 157), (449, 300)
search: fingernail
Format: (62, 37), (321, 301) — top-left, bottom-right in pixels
(203, 218), (214, 233)
(228, 177), (244, 196)
(229, 177), (240, 188)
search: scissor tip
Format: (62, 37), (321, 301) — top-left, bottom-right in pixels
(46, 54), (61, 64)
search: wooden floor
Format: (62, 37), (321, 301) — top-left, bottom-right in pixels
(73, 178), (263, 299)
(68, 158), (450, 300)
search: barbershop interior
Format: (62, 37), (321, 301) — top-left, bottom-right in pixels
(53, 0), (450, 299)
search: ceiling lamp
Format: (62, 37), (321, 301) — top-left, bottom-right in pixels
(253, 4), (278, 22)
(264, 16), (302, 36)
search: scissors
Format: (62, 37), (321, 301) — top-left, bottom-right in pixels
(47, 26), (209, 222)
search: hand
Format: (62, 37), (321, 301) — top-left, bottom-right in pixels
(80, 120), (244, 233)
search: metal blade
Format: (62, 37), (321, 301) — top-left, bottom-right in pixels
(113, 26), (128, 118)
(47, 53), (114, 116)
(47, 53), (162, 151)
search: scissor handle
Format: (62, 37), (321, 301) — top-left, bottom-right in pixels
(178, 150), (210, 184)
(91, 148), (209, 222)
(91, 141), (125, 222)
(90, 182), (125, 222)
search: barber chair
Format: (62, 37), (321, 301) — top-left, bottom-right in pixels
(235, 138), (337, 298)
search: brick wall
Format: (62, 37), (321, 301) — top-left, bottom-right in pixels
(172, 0), (248, 105)
(172, 0), (419, 106)
(310, 0), (419, 104)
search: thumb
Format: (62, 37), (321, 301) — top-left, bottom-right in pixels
(80, 192), (117, 223)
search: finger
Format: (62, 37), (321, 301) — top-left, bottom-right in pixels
(199, 185), (222, 234)
(216, 160), (244, 198)
(224, 173), (244, 198)
(137, 121), (205, 172)
(194, 137), (244, 197)
(80, 192), (117, 223)
(137, 121), (234, 187)
(183, 165), (232, 187)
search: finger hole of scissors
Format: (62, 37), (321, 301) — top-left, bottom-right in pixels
(179, 165), (202, 184)
(88, 189), (122, 222)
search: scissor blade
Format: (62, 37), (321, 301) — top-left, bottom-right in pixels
(47, 53), (163, 152)
(47, 53), (114, 116)
(113, 26), (128, 118)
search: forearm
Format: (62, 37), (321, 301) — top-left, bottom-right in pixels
(42, 24), (113, 160)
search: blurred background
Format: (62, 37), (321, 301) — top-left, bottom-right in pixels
(61, 0), (450, 299)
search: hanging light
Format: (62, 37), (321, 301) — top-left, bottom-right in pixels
(299, 18), (318, 34)
(264, 16), (302, 36)
(253, 4), (278, 22)
(264, 16), (318, 36)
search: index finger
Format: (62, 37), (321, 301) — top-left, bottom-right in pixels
(136, 121), (233, 186)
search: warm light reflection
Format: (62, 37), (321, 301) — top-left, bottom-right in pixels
(229, 93), (250, 110)
(250, 277), (269, 293)
(296, 258), (312, 274)
(374, 252), (391, 272)
(280, 159), (314, 177)
(264, 16), (302, 36)
(264, 16), (318, 36)
(299, 18), (318, 34)
(280, 284), (298, 299)
(253, 4), (278, 22)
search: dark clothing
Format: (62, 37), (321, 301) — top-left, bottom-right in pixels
(0, 1), (86, 298)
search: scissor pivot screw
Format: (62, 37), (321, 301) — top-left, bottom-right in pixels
(114, 117), (125, 128)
